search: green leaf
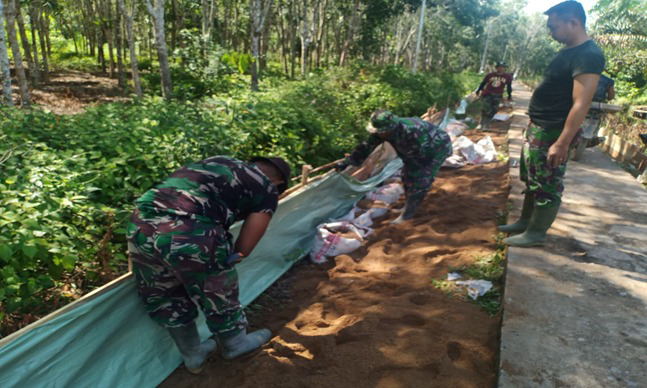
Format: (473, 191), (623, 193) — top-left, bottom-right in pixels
(61, 255), (77, 270)
(22, 244), (38, 259)
(0, 244), (12, 261)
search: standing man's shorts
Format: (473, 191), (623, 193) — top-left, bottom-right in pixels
(127, 209), (247, 335)
(481, 94), (503, 119)
(520, 123), (580, 208)
(402, 140), (453, 196)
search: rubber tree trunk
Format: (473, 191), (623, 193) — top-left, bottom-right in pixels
(115, 0), (125, 88)
(103, 0), (115, 78)
(0, 0), (13, 105)
(29, 5), (40, 80)
(5, 0), (29, 106)
(249, 0), (272, 91)
(15, 4), (37, 85)
(277, 3), (288, 75)
(259, 2), (272, 72)
(44, 9), (51, 55)
(412, 0), (425, 74)
(299, 0), (311, 78)
(36, 8), (48, 80)
(118, 0), (142, 97)
(338, 0), (359, 66)
(314, 0), (326, 68)
(288, 0), (296, 79)
(145, 0), (172, 99)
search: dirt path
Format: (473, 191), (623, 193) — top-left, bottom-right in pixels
(161, 122), (511, 387)
(15, 70), (129, 114)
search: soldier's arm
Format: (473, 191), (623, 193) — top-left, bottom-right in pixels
(234, 212), (272, 257)
(347, 135), (384, 166)
(547, 73), (600, 167)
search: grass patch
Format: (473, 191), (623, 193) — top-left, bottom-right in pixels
(432, 233), (507, 316)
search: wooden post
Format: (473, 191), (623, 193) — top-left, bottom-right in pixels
(301, 164), (312, 186)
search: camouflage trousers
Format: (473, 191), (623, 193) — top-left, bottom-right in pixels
(520, 123), (580, 208)
(481, 94), (502, 120)
(402, 140), (453, 196)
(127, 208), (246, 335)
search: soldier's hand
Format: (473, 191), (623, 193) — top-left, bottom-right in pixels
(334, 161), (350, 172)
(547, 143), (570, 167)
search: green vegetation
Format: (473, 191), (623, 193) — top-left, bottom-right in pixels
(0, 65), (473, 329)
(433, 233), (507, 316)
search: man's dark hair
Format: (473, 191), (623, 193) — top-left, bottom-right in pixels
(544, 1), (586, 27)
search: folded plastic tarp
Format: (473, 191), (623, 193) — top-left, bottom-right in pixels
(0, 159), (403, 388)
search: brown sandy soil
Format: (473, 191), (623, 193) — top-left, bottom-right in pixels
(161, 122), (511, 388)
(12, 70), (129, 114)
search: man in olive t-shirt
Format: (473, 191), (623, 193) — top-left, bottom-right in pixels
(499, 1), (604, 247)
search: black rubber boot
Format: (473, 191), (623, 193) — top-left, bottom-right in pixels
(218, 328), (272, 360)
(391, 192), (425, 224)
(498, 192), (534, 234)
(503, 205), (560, 247)
(167, 322), (217, 374)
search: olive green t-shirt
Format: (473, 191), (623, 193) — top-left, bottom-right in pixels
(528, 40), (605, 130)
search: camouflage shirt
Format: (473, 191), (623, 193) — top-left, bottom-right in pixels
(347, 117), (451, 171)
(135, 157), (279, 228)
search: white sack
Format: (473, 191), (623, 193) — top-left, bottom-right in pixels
(310, 222), (364, 264)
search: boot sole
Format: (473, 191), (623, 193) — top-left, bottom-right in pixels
(503, 238), (546, 247)
(221, 345), (265, 361)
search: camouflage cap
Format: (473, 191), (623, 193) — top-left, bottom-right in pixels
(366, 110), (398, 133)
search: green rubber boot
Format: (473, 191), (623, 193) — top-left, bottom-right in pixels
(503, 205), (560, 247)
(498, 192), (534, 234)
(167, 322), (217, 374)
(218, 328), (272, 360)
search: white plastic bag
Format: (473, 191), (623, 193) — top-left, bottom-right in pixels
(442, 154), (466, 168)
(453, 135), (498, 165)
(476, 136), (497, 163)
(366, 183), (404, 204)
(455, 98), (468, 115)
(310, 222), (364, 264)
(444, 120), (468, 139)
(455, 280), (493, 300)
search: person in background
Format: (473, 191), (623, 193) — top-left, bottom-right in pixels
(499, 1), (604, 247)
(476, 61), (513, 131)
(335, 110), (452, 224)
(127, 156), (291, 374)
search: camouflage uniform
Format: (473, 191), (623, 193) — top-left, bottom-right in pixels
(482, 94), (502, 120)
(520, 123), (580, 207)
(347, 115), (452, 196)
(127, 157), (279, 335)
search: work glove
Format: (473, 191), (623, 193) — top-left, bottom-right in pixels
(334, 161), (350, 172)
